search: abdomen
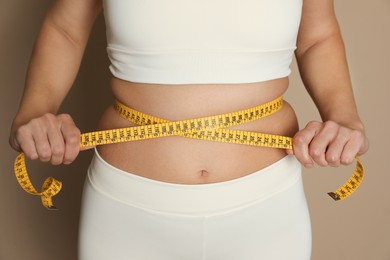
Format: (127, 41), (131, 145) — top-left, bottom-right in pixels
(96, 77), (299, 184)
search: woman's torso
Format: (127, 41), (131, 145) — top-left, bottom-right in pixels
(96, 78), (298, 184)
(97, 0), (302, 184)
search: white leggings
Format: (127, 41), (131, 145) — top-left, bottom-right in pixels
(78, 150), (312, 260)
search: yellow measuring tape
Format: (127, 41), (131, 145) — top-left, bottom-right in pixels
(14, 97), (364, 209)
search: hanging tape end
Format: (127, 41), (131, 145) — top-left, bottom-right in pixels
(42, 196), (59, 210)
(46, 205), (59, 211)
(327, 192), (341, 201)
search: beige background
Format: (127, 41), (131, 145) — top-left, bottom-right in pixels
(1, 0), (389, 259)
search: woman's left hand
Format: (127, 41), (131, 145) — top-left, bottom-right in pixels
(286, 120), (369, 168)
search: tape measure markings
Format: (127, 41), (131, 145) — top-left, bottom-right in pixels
(14, 96), (364, 209)
(327, 157), (364, 201)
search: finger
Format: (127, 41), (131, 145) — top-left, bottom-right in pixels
(324, 127), (350, 167)
(15, 126), (39, 160)
(286, 148), (294, 155)
(9, 132), (21, 152)
(341, 130), (365, 165)
(32, 127), (52, 163)
(60, 114), (81, 164)
(293, 121), (321, 168)
(47, 124), (65, 166)
(308, 121), (339, 167)
(357, 132), (369, 156)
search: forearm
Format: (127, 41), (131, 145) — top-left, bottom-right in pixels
(12, 0), (102, 133)
(295, 31), (364, 131)
(12, 23), (86, 131)
(288, 0), (368, 166)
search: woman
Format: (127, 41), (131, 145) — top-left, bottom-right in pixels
(9, 0), (369, 259)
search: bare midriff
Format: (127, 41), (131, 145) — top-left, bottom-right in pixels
(96, 77), (299, 184)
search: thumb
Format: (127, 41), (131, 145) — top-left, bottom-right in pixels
(286, 148), (294, 155)
(9, 133), (21, 152)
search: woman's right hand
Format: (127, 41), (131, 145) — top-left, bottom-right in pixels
(9, 113), (81, 165)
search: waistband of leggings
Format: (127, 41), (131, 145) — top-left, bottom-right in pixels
(87, 148), (302, 215)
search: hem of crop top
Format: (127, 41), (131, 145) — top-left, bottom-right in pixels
(106, 46), (296, 85)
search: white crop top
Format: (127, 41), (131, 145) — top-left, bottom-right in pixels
(102, 0), (303, 84)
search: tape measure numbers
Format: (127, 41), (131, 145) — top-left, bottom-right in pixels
(14, 97), (364, 209)
(14, 153), (62, 210)
(327, 156), (364, 201)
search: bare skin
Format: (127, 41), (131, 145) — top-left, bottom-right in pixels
(9, 0), (369, 185)
(96, 78), (297, 183)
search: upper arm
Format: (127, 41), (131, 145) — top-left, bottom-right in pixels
(44, 0), (103, 47)
(296, 0), (341, 57)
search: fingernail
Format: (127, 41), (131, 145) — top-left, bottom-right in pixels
(30, 153), (38, 160)
(304, 163), (314, 168)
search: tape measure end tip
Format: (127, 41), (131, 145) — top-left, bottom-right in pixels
(47, 206), (59, 211)
(327, 192), (341, 201)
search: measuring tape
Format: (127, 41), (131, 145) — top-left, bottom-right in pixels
(13, 97), (364, 209)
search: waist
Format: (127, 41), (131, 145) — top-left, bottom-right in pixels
(96, 78), (299, 184)
(88, 149), (302, 216)
(110, 77), (289, 118)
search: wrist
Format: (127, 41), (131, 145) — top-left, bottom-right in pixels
(322, 114), (365, 133)
(341, 120), (366, 133)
